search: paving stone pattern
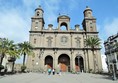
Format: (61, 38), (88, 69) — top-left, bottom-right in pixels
(0, 73), (118, 83)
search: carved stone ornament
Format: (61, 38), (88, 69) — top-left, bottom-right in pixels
(60, 36), (68, 45)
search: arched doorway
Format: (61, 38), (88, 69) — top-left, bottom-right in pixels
(45, 56), (53, 69)
(58, 54), (70, 72)
(75, 56), (84, 72)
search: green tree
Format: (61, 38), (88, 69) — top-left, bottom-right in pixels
(18, 41), (34, 72)
(0, 38), (20, 73)
(85, 37), (101, 72)
(7, 42), (20, 73)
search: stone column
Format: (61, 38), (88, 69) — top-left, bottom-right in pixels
(71, 49), (74, 71)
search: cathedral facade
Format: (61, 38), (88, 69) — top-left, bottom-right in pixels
(26, 6), (102, 73)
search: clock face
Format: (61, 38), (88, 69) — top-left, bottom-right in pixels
(60, 36), (68, 45)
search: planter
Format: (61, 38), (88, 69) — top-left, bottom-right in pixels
(8, 57), (16, 62)
(21, 65), (27, 72)
(0, 64), (4, 70)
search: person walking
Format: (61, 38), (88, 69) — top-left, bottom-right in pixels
(48, 68), (51, 75)
(52, 68), (55, 75)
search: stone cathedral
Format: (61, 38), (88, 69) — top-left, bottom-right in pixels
(26, 6), (102, 73)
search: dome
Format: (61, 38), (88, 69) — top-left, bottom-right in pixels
(35, 5), (44, 12)
(84, 6), (92, 13)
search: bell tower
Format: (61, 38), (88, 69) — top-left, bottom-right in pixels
(82, 6), (97, 32)
(31, 6), (45, 31)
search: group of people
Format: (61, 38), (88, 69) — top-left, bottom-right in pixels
(47, 68), (61, 75)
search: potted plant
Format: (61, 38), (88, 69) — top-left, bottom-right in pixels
(21, 65), (26, 73)
(0, 64), (4, 75)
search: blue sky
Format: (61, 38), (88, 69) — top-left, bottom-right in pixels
(0, 0), (118, 66)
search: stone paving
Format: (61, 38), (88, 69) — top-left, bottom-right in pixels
(0, 72), (118, 83)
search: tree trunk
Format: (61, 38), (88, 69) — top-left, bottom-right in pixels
(87, 50), (90, 72)
(0, 53), (5, 65)
(23, 53), (26, 66)
(12, 61), (15, 73)
(92, 50), (96, 73)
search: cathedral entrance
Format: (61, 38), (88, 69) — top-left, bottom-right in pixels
(58, 54), (70, 72)
(45, 56), (53, 69)
(75, 56), (84, 72)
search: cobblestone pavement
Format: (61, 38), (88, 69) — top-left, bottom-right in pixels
(0, 72), (118, 83)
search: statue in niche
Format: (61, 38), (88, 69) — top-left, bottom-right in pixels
(75, 36), (81, 47)
(47, 36), (53, 47)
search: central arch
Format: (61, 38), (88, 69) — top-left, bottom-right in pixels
(58, 54), (70, 72)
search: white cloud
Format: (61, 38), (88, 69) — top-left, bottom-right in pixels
(39, 0), (61, 27)
(97, 18), (118, 54)
(0, 7), (29, 43)
(22, 0), (39, 7)
(39, 0), (80, 27)
(104, 18), (118, 37)
(68, 0), (79, 10)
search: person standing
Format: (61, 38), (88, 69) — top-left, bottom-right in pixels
(52, 68), (55, 75)
(48, 68), (51, 75)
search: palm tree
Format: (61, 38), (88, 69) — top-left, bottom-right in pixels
(7, 42), (20, 73)
(85, 37), (101, 72)
(0, 38), (7, 65)
(0, 38), (20, 73)
(18, 41), (34, 72)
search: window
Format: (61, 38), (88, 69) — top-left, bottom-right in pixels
(36, 22), (38, 24)
(90, 27), (93, 31)
(35, 22), (38, 30)
(37, 12), (40, 16)
(34, 39), (36, 44)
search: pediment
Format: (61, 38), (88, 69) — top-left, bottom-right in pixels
(58, 15), (70, 19)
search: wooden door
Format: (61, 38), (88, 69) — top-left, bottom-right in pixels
(60, 63), (67, 72)
(75, 65), (80, 72)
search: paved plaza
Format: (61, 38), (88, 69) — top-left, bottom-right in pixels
(0, 72), (117, 83)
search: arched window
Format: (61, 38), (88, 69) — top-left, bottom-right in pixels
(34, 39), (36, 44)
(37, 12), (40, 16)
(90, 27), (93, 32)
(60, 22), (68, 30)
(88, 12), (91, 17)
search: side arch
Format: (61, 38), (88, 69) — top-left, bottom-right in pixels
(45, 55), (53, 69)
(75, 55), (84, 72)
